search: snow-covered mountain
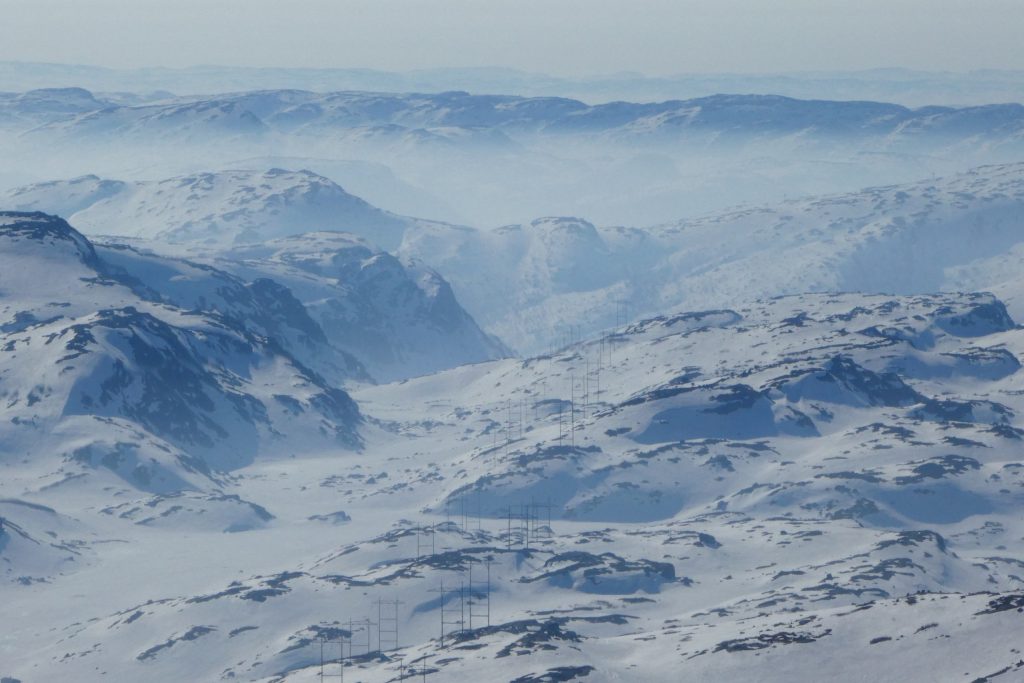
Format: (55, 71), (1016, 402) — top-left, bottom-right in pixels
(399, 162), (1024, 353)
(6, 82), (1024, 682)
(385, 292), (1021, 525)
(17, 162), (1024, 360)
(647, 162), (1024, 312)
(4, 170), (511, 380)
(10, 62), (1024, 107)
(7, 88), (1024, 145)
(398, 215), (660, 352)
(89, 240), (369, 386)
(202, 232), (509, 383)
(0, 87), (112, 128)
(215, 156), (466, 223)
(0, 212), (362, 499)
(3, 287), (1023, 682)
(4, 168), (415, 250)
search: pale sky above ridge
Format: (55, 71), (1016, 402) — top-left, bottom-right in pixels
(2, 0), (1022, 75)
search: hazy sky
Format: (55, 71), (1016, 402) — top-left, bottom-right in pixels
(3, 0), (1022, 75)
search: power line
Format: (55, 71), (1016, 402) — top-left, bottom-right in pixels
(377, 598), (404, 653)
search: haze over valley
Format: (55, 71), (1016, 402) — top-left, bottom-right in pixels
(3, 4), (1024, 681)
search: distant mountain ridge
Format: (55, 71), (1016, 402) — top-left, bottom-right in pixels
(4, 62), (1024, 106)
(6, 86), (1024, 227)
(5, 88), (1024, 144)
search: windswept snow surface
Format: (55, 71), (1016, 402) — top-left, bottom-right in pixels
(3, 278), (1024, 681)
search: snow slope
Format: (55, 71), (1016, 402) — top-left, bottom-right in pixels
(398, 216), (661, 353)
(4, 168), (414, 250)
(204, 232), (509, 383)
(3, 288), (1024, 682)
(0, 212), (362, 498)
(399, 162), (1024, 353)
(90, 240), (369, 386)
(5, 171), (511, 380)
(16, 162), (1024, 361)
